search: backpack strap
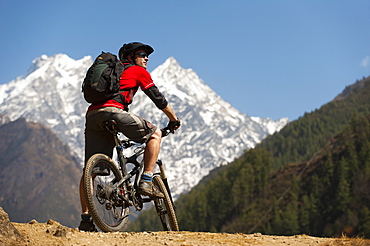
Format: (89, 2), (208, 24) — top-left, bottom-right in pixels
(110, 63), (136, 110)
(123, 63), (134, 70)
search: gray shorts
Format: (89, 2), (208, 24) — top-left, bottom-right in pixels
(84, 107), (157, 164)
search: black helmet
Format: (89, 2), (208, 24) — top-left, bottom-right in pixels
(118, 42), (154, 60)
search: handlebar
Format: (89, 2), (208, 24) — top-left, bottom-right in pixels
(161, 127), (172, 137)
(120, 127), (172, 149)
(105, 120), (179, 140)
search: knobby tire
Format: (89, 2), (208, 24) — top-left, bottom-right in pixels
(153, 175), (179, 231)
(83, 153), (129, 232)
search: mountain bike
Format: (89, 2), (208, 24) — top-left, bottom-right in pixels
(82, 120), (179, 232)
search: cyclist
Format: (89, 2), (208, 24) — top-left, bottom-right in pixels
(78, 42), (181, 231)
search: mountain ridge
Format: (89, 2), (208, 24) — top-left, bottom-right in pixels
(0, 54), (288, 197)
(0, 118), (81, 227)
(162, 76), (370, 237)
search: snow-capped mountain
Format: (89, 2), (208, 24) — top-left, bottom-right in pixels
(0, 54), (289, 197)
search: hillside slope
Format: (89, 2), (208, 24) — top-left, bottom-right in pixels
(130, 76), (370, 238)
(0, 119), (81, 228)
(175, 76), (370, 237)
(261, 75), (370, 169)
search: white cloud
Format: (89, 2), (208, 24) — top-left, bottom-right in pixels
(360, 56), (370, 68)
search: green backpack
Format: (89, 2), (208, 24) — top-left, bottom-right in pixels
(82, 52), (126, 104)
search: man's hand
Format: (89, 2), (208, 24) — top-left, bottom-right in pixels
(167, 119), (181, 133)
(161, 104), (180, 133)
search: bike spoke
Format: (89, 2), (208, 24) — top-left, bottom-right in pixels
(83, 154), (130, 232)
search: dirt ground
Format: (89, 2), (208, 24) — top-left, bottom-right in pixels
(5, 220), (370, 246)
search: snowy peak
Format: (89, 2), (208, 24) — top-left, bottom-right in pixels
(24, 54), (92, 93)
(0, 54), (91, 158)
(28, 54), (92, 76)
(152, 57), (218, 105)
(150, 58), (284, 134)
(157, 57), (181, 70)
(0, 54), (288, 197)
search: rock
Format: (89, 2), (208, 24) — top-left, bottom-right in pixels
(0, 207), (26, 244)
(53, 226), (69, 237)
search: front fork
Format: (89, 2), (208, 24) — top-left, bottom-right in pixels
(156, 160), (176, 209)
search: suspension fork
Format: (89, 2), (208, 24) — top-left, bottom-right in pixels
(156, 160), (176, 209)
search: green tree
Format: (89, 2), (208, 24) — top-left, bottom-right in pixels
(358, 207), (370, 238)
(333, 157), (351, 214)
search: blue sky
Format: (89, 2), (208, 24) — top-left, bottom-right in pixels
(1, 1), (369, 120)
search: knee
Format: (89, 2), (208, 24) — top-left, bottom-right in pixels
(151, 128), (162, 140)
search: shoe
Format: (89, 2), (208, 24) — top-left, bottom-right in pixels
(138, 180), (164, 198)
(78, 214), (98, 232)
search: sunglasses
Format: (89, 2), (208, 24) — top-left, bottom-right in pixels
(135, 52), (148, 58)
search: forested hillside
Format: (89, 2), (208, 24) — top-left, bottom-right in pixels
(261, 76), (370, 169)
(129, 76), (370, 238)
(174, 114), (370, 237)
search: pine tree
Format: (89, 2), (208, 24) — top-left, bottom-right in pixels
(333, 157), (351, 214)
(358, 207), (370, 238)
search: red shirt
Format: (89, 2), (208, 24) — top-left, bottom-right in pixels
(87, 65), (155, 112)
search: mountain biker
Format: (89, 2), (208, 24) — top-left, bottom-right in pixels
(78, 42), (181, 231)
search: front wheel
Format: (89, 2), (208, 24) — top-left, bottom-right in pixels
(152, 176), (179, 231)
(83, 154), (130, 232)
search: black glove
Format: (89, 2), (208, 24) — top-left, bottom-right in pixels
(167, 119), (181, 133)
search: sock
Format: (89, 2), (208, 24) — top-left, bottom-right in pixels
(141, 171), (153, 182)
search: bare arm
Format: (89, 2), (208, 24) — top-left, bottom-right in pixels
(161, 104), (178, 122)
(143, 86), (180, 131)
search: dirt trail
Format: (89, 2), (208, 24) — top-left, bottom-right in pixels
(3, 219), (369, 246)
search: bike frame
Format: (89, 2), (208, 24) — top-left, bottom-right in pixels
(104, 120), (175, 208)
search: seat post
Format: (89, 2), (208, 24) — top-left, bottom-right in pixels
(104, 120), (120, 147)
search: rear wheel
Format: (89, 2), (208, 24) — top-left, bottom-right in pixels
(152, 175), (179, 231)
(83, 154), (129, 232)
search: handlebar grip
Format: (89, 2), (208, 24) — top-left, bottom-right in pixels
(161, 127), (171, 137)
